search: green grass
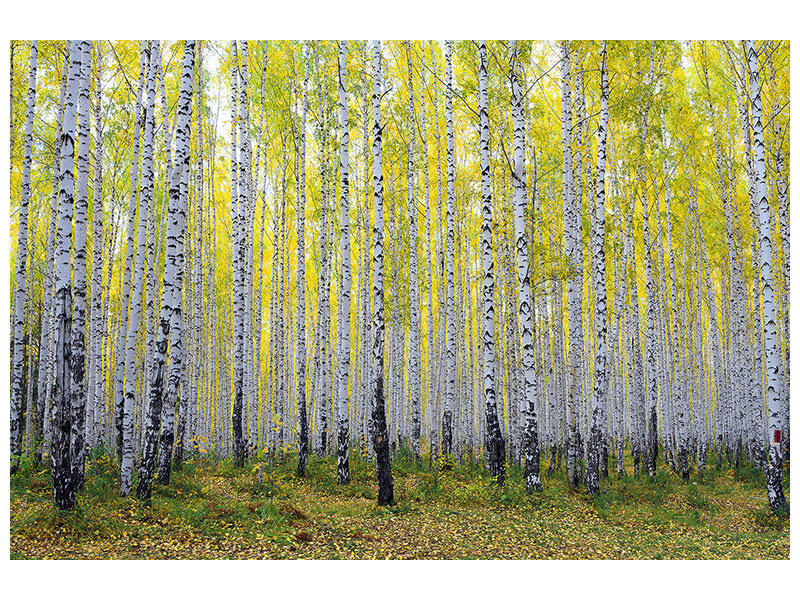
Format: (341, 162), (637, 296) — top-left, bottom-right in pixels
(9, 449), (790, 559)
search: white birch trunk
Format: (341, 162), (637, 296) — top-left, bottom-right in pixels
(51, 40), (82, 509)
(746, 40), (789, 513)
(89, 43), (105, 451)
(336, 40), (352, 483)
(370, 40), (393, 505)
(405, 41), (422, 460)
(478, 41), (505, 483)
(231, 41), (246, 467)
(11, 41), (37, 468)
(120, 42), (157, 495)
(296, 41), (311, 475)
(68, 40), (92, 490)
(586, 43), (609, 495)
(39, 49), (69, 463)
(561, 41), (581, 488)
(138, 40), (195, 499)
(510, 40), (541, 491)
(443, 40), (456, 460)
(113, 43), (147, 460)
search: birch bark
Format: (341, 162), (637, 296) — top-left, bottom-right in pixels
(113, 43), (147, 461)
(746, 40), (789, 513)
(478, 41), (505, 484)
(336, 40), (352, 483)
(405, 41), (422, 460)
(69, 40), (92, 491)
(586, 43), (609, 495)
(561, 41), (581, 488)
(120, 42), (157, 495)
(443, 40), (456, 461)
(138, 41), (195, 500)
(371, 41), (394, 505)
(296, 41), (311, 476)
(89, 43), (105, 451)
(51, 40), (82, 509)
(11, 41), (37, 469)
(510, 40), (541, 492)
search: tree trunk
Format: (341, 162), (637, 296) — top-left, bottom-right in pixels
(509, 40), (540, 492)
(120, 41), (157, 496)
(231, 41), (246, 468)
(68, 40), (92, 492)
(561, 41), (581, 489)
(114, 43), (147, 463)
(51, 40), (83, 510)
(336, 40), (352, 484)
(405, 41), (422, 461)
(746, 40), (789, 514)
(370, 40), (393, 506)
(11, 41), (37, 472)
(88, 42), (105, 453)
(477, 41), (505, 485)
(139, 41), (195, 499)
(296, 41), (310, 476)
(586, 42), (609, 496)
(442, 40), (456, 462)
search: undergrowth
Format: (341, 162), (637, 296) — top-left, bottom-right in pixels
(9, 447), (790, 559)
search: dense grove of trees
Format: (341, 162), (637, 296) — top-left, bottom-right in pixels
(8, 39), (789, 512)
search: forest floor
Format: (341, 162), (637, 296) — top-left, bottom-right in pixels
(10, 449), (790, 559)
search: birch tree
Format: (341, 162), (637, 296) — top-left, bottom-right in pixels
(586, 42), (609, 496)
(443, 40), (456, 461)
(51, 40), (82, 509)
(405, 41), (422, 461)
(231, 41), (247, 468)
(561, 40), (581, 488)
(478, 41), (506, 484)
(746, 40), (789, 514)
(10, 41), (37, 472)
(370, 40), (394, 506)
(120, 41), (157, 495)
(296, 41), (310, 477)
(336, 40), (352, 484)
(138, 40), (195, 500)
(113, 44), (147, 461)
(509, 40), (540, 492)
(69, 40), (92, 491)
(88, 43), (105, 452)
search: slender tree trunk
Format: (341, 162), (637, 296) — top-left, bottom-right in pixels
(509, 40), (540, 492)
(114, 44), (147, 463)
(477, 41), (505, 485)
(138, 41), (195, 500)
(296, 41), (310, 476)
(586, 43), (610, 495)
(88, 42), (105, 453)
(120, 42), (157, 495)
(370, 40), (393, 506)
(51, 40), (82, 510)
(639, 44), (658, 479)
(627, 191), (646, 475)
(336, 40), (352, 484)
(561, 41), (581, 489)
(442, 40), (456, 462)
(68, 40), (92, 492)
(405, 41), (422, 461)
(231, 41), (246, 468)
(746, 40), (789, 514)
(11, 41), (37, 472)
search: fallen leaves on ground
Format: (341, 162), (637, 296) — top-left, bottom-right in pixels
(9, 455), (789, 559)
